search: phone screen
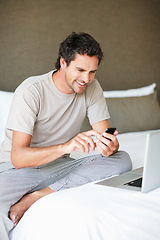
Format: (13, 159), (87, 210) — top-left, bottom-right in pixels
(105, 128), (116, 135)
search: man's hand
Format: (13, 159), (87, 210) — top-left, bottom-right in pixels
(96, 130), (119, 157)
(63, 130), (99, 154)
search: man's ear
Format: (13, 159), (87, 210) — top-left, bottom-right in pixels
(60, 57), (67, 69)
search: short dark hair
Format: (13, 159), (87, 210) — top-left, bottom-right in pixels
(55, 32), (104, 70)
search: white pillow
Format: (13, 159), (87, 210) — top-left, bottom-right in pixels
(103, 83), (156, 98)
(0, 90), (14, 143)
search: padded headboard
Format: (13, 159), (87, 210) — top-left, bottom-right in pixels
(0, 0), (160, 102)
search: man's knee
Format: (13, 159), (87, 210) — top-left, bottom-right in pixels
(113, 150), (132, 173)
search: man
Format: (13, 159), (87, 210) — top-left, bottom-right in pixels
(0, 32), (132, 239)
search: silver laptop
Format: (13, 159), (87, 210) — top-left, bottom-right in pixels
(96, 130), (160, 193)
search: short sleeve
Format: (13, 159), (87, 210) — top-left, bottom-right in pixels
(85, 79), (110, 126)
(6, 86), (40, 135)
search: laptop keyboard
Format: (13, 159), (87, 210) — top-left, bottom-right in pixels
(124, 177), (142, 188)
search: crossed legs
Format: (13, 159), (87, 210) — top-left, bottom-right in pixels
(9, 151), (132, 227)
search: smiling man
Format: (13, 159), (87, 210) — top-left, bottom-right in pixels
(54, 54), (98, 94)
(0, 32), (132, 240)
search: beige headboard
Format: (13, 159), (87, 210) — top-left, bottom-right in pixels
(0, 0), (160, 101)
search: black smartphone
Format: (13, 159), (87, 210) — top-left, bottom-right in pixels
(103, 128), (116, 141)
(105, 128), (116, 135)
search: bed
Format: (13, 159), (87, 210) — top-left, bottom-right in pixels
(9, 129), (160, 240)
(9, 176), (160, 240)
(0, 83), (160, 240)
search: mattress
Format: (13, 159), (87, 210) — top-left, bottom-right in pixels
(10, 130), (160, 240)
(10, 180), (160, 240)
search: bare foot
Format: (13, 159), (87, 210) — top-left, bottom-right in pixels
(10, 187), (54, 226)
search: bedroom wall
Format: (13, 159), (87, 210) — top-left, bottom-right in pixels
(0, 0), (160, 99)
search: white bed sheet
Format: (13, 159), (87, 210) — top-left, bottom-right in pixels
(10, 182), (160, 240)
(117, 130), (151, 169)
(10, 130), (159, 240)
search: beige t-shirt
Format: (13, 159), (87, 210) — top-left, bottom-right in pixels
(0, 70), (110, 162)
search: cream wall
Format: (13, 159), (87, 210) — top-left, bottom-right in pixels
(0, 0), (160, 99)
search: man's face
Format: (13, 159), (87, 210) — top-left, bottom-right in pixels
(61, 54), (99, 94)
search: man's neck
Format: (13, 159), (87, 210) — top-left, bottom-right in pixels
(52, 70), (74, 94)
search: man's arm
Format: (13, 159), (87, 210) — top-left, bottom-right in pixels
(11, 130), (99, 169)
(92, 119), (119, 157)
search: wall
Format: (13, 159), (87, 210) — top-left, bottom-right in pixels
(0, 0), (160, 98)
